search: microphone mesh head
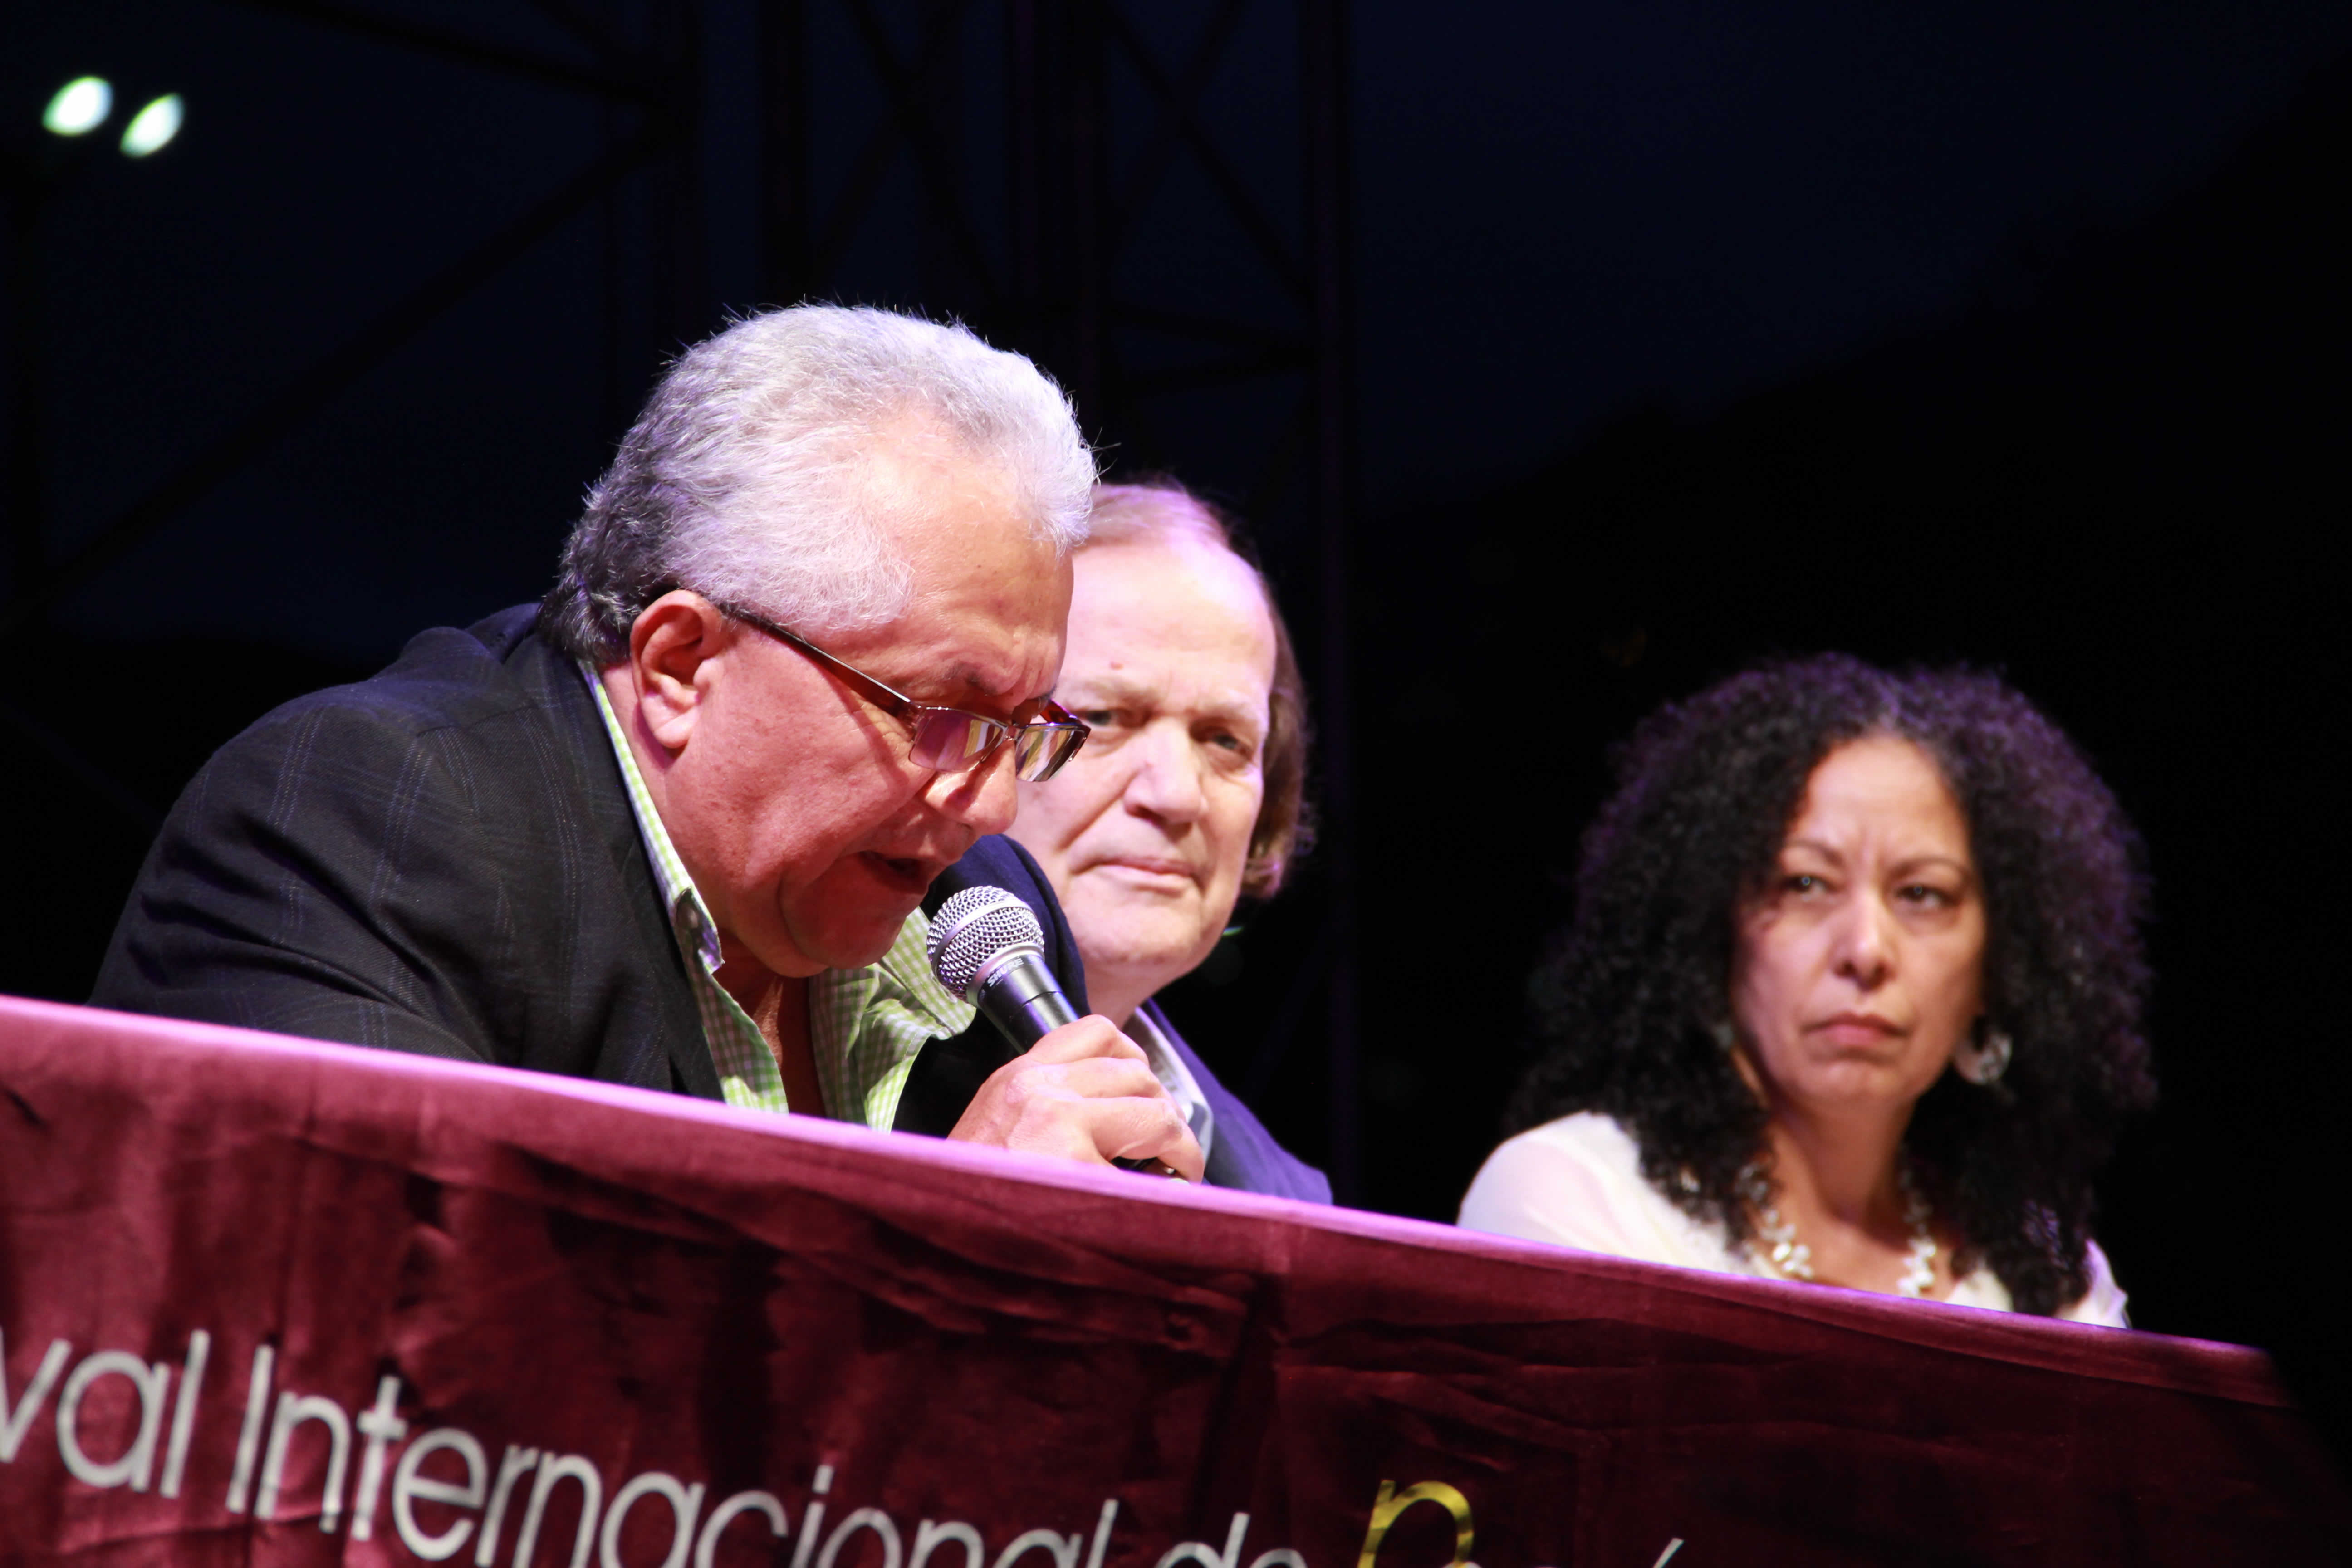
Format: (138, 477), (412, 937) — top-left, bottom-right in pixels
(927, 886), (1046, 999)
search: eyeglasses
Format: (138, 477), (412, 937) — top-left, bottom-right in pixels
(706, 597), (1090, 783)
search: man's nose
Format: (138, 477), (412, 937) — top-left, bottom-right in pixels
(931, 743), (1024, 835)
(1122, 721), (1206, 823)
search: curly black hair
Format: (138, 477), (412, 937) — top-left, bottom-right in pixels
(1505, 654), (2156, 1315)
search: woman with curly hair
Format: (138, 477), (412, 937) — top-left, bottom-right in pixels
(1458, 654), (2155, 1322)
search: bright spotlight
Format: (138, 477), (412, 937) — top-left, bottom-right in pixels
(43, 77), (113, 136)
(120, 93), (184, 157)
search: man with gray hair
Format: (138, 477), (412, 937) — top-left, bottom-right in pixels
(94, 305), (1204, 1180)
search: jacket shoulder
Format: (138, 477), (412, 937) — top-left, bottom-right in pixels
(91, 606), (701, 1091)
(240, 604), (561, 746)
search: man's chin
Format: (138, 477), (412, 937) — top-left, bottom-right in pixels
(1066, 899), (1217, 976)
(785, 872), (932, 971)
(1073, 870), (1220, 922)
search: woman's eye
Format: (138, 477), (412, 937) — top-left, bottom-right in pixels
(1785, 873), (1824, 895)
(1075, 709), (1118, 728)
(1897, 883), (1954, 907)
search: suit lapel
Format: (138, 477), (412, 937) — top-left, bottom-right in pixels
(523, 637), (719, 1099)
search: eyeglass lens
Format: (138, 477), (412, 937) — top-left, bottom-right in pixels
(907, 710), (997, 771)
(905, 711), (1084, 782)
(1011, 724), (1083, 781)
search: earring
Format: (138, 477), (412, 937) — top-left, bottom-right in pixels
(1709, 1018), (1736, 1053)
(1953, 1022), (2013, 1086)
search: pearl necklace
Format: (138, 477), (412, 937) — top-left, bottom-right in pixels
(1737, 1160), (1939, 1298)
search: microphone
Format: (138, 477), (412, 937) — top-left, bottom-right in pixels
(926, 885), (1079, 1049)
(926, 884), (1181, 1178)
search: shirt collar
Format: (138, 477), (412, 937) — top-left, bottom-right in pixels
(1124, 1004), (1217, 1162)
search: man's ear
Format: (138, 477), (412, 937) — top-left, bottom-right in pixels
(628, 592), (731, 752)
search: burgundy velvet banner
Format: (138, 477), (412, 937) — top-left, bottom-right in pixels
(1, 995), (2344, 1566)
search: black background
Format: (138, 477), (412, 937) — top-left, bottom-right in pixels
(6, 0), (2349, 1462)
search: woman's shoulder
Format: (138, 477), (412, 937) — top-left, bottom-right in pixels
(1460, 1112), (1646, 1207)
(2058, 1240), (2132, 1327)
(1484, 1109), (1643, 1165)
(1458, 1113), (1743, 1272)
(1945, 1238), (2132, 1326)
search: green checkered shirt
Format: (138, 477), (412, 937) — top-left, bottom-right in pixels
(585, 666), (975, 1126)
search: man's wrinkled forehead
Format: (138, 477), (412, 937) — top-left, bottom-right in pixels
(852, 461), (1071, 714)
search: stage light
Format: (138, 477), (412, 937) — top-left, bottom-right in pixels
(42, 77), (113, 137)
(120, 94), (184, 157)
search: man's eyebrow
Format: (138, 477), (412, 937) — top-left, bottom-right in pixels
(946, 662), (1057, 713)
(1192, 694), (1268, 732)
(1059, 672), (1160, 705)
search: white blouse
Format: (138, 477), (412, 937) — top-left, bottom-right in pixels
(1459, 1112), (2130, 1326)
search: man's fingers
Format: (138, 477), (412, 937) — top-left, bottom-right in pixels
(944, 1030), (1207, 1181)
(1105, 1100), (1213, 1185)
(1042, 1054), (1167, 1102)
(1061, 1095), (1205, 1182)
(1019, 1015), (1147, 1066)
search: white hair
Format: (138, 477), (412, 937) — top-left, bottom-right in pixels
(546, 305), (1096, 661)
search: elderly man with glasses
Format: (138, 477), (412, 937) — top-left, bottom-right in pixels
(92, 305), (1203, 1181)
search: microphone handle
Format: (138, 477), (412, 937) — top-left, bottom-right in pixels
(972, 950), (1080, 1050)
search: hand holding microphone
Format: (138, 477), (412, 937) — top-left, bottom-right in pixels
(927, 887), (1202, 1181)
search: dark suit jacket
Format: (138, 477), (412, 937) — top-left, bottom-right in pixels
(93, 604), (1327, 1201)
(96, 605), (718, 1092)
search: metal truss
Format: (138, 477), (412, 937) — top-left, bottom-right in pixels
(0, 0), (706, 637)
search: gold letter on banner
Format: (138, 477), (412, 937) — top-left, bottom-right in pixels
(1355, 1481), (1475, 1568)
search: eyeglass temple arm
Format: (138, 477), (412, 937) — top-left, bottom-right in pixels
(711, 594), (1085, 742)
(710, 598), (918, 716)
